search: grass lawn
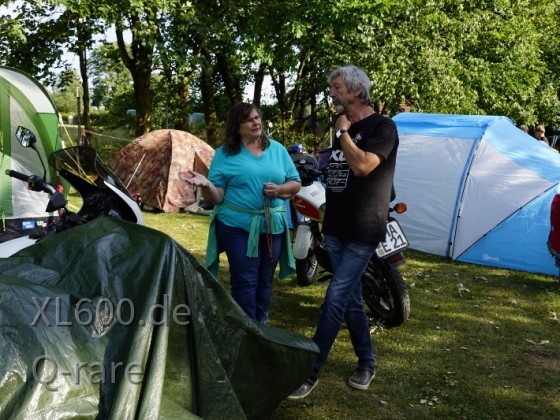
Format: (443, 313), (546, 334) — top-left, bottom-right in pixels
(143, 210), (560, 419)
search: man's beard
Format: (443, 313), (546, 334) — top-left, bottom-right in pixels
(333, 102), (346, 114)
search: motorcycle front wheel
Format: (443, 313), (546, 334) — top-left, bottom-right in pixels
(361, 258), (410, 328)
(295, 250), (318, 286)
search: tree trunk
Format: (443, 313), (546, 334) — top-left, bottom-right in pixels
(270, 69), (287, 142)
(133, 72), (152, 136)
(252, 64), (266, 106)
(172, 73), (190, 131)
(200, 49), (219, 147)
(216, 52), (242, 104)
(115, 23), (154, 136)
(78, 47), (91, 145)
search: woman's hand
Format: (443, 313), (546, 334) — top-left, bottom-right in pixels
(263, 182), (279, 199)
(180, 170), (224, 204)
(180, 170), (209, 188)
(264, 180), (301, 199)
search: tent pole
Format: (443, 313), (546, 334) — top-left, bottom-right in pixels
(126, 153), (147, 189)
(76, 87), (82, 145)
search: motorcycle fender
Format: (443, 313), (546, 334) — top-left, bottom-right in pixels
(0, 236), (37, 258)
(293, 224), (313, 259)
(104, 181), (145, 225)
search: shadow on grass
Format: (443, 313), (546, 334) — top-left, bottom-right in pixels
(273, 249), (560, 418)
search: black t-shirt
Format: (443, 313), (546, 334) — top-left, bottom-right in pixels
(322, 113), (399, 243)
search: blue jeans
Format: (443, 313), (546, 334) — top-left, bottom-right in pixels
(311, 234), (376, 377)
(216, 219), (282, 324)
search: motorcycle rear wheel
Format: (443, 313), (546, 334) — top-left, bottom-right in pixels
(361, 259), (410, 328)
(295, 251), (318, 286)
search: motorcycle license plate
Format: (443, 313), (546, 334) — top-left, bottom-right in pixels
(376, 220), (409, 258)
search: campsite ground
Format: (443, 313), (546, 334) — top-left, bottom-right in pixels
(145, 210), (560, 419)
(65, 126), (560, 418)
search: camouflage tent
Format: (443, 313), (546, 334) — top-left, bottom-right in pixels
(110, 129), (214, 212)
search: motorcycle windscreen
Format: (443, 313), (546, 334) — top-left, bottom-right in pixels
(48, 146), (131, 195)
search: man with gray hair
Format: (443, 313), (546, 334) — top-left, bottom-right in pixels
(289, 65), (400, 399)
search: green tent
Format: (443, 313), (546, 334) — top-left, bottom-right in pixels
(0, 66), (63, 241)
(0, 218), (319, 418)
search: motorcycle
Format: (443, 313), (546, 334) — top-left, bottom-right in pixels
(290, 153), (410, 328)
(0, 126), (144, 257)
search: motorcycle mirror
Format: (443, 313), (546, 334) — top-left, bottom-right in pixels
(394, 202), (407, 214)
(14, 126), (48, 181)
(15, 126), (37, 148)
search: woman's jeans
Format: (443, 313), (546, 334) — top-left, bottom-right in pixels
(216, 219), (282, 324)
(312, 234), (377, 377)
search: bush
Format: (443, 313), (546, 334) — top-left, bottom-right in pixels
(107, 91), (136, 128)
(90, 110), (111, 127)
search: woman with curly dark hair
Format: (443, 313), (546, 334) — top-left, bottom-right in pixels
(182, 102), (301, 323)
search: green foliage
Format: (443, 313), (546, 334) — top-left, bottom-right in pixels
(106, 91), (136, 128)
(3, 0), (560, 134)
(0, 2), (66, 85)
(89, 109), (111, 127)
(276, 131), (329, 156)
(50, 71), (82, 115)
(83, 42), (138, 129)
(89, 42), (133, 110)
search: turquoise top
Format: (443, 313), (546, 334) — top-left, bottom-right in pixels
(204, 139), (300, 279)
(208, 139), (300, 233)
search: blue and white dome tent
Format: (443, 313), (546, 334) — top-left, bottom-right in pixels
(392, 112), (560, 277)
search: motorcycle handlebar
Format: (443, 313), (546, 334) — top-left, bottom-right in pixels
(296, 166), (323, 186)
(296, 165), (322, 177)
(5, 169), (56, 195)
(5, 169), (30, 182)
